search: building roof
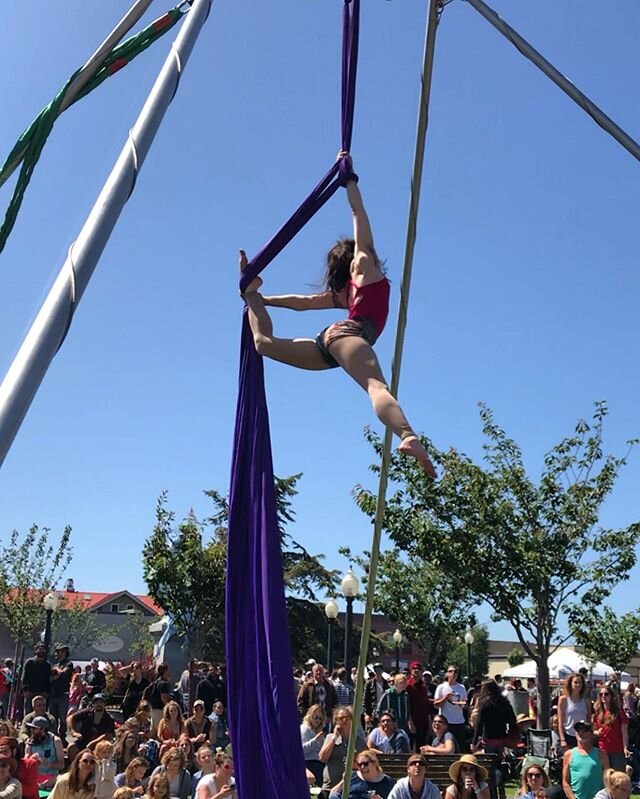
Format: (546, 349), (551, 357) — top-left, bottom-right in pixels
(58, 589), (163, 615)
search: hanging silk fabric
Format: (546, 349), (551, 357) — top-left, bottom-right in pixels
(225, 2), (359, 799)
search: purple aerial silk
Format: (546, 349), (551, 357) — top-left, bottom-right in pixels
(225, 2), (359, 799)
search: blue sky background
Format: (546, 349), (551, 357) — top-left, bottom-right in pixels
(0, 0), (638, 644)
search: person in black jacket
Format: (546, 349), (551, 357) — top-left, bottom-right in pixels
(195, 667), (226, 715)
(22, 644), (51, 716)
(471, 680), (517, 755)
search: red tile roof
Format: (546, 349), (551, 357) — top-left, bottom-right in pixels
(58, 590), (163, 615)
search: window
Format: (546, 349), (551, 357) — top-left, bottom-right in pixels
(110, 603), (119, 613)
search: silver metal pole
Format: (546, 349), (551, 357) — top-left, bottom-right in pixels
(464, 0), (640, 162)
(0, 0), (212, 468)
(0, 0), (156, 190)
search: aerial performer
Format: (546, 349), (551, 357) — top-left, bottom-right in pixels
(240, 154), (436, 478)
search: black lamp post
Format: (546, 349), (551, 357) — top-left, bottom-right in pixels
(393, 629), (403, 672)
(324, 599), (339, 672)
(43, 591), (59, 657)
(341, 568), (359, 678)
(464, 629), (474, 681)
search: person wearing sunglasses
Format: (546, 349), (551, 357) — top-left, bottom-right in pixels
(328, 751), (395, 799)
(387, 756), (440, 799)
(0, 755), (20, 799)
(300, 704), (326, 787)
(592, 688), (630, 772)
(518, 763), (550, 799)
(445, 754), (490, 799)
(48, 749), (97, 799)
(562, 720), (608, 799)
(434, 667), (468, 754)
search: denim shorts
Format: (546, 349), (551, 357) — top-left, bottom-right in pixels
(315, 316), (378, 368)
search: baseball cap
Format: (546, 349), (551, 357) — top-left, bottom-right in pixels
(92, 693), (106, 702)
(574, 720), (592, 732)
(26, 716), (49, 730)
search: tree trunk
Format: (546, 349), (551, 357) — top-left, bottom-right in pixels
(536, 652), (551, 729)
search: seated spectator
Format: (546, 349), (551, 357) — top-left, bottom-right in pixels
(377, 675), (413, 736)
(24, 716), (64, 790)
(329, 751), (395, 799)
(0, 754), (21, 799)
(444, 754), (490, 799)
(185, 701), (214, 751)
(594, 769), (632, 799)
(115, 727), (141, 773)
(0, 738), (38, 799)
(19, 696), (56, 743)
(68, 674), (87, 715)
(114, 789), (136, 799)
(387, 755), (440, 799)
(175, 735), (196, 774)
(195, 751), (235, 799)
(68, 694), (116, 759)
(93, 740), (117, 799)
(190, 746), (213, 798)
(367, 710), (411, 754)
(420, 715), (457, 755)
(134, 701), (153, 739)
(48, 749), (96, 799)
(115, 756), (149, 796)
(209, 703), (229, 751)
(151, 747), (191, 799)
(0, 725), (17, 742)
(300, 704), (326, 788)
(157, 702), (184, 747)
(319, 707), (367, 792)
(138, 739), (160, 774)
(519, 763), (550, 799)
(144, 773), (170, 799)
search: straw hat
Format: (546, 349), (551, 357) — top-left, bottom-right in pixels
(449, 754), (488, 783)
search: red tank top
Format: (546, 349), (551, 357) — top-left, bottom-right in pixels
(347, 277), (390, 337)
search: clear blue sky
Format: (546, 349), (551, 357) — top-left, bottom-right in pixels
(1, 0), (639, 642)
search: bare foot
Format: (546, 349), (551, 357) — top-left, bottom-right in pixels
(239, 249), (262, 293)
(398, 435), (437, 478)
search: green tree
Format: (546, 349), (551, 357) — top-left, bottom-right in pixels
(339, 546), (476, 672)
(52, 595), (117, 652)
(354, 402), (640, 726)
(447, 626), (490, 678)
(0, 525), (72, 654)
(572, 606), (640, 673)
(143, 476), (338, 662)
(507, 647), (526, 668)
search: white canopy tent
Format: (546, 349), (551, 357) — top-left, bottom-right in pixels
(502, 646), (631, 682)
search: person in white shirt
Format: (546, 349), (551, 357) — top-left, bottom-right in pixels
(434, 666), (468, 753)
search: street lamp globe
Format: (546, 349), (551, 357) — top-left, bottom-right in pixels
(341, 568), (359, 598)
(324, 599), (339, 620)
(392, 629), (403, 646)
(43, 592), (59, 612)
(464, 630), (475, 646)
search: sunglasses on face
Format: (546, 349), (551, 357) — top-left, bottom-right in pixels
(409, 761), (427, 768)
(599, 692), (611, 697)
(358, 760), (372, 768)
(528, 773), (544, 779)
(447, 669), (457, 674)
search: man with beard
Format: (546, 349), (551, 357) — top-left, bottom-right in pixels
(24, 717), (64, 789)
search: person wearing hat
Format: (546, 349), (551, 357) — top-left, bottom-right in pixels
(184, 699), (214, 750)
(387, 755), (440, 799)
(444, 754), (490, 799)
(562, 720), (608, 799)
(0, 753), (20, 799)
(68, 694), (115, 760)
(407, 662), (435, 749)
(24, 716), (64, 790)
(364, 664), (389, 732)
(49, 644), (74, 741)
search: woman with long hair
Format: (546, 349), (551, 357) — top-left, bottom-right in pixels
(0, 724), (17, 741)
(240, 165), (436, 478)
(444, 755), (490, 799)
(144, 773), (170, 799)
(0, 738), (37, 799)
(518, 763), (549, 799)
(420, 714), (457, 755)
(470, 680), (518, 755)
(319, 706), (366, 792)
(175, 735), (196, 775)
(157, 702), (184, 746)
(68, 673), (87, 715)
(134, 701), (152, 740)
(594, 769), (632, 799)
(115, 756), (148, 796)
(115, 728), (140, 773)
(196, 750), (235, 799)
(150, 747), (191, 799)
(0, 754), (21, 799)
(592, 686), (630, 771)
(558, 673), (592, 751)
(300, 704), (326, 787)
(48, 749), (96, 799)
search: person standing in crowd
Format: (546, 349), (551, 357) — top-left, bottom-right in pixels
(422, 671), (436, 699)
(562, 720), (608, 799)
(367, 709), (411, 754)
(119, 663), (151, 722)
(49, 645), (73, 741)
(387, 755), (441, 799)
(434, 666), (468, 753)
(471, 679), (517, 756)
(364, 664), (389, 732)
(558, 674), (592, 752)
(377, 674), (413, 736)
(23, 717), (64, 790)
(68, 673), (86, 715)
(84, 659), (106, 700)
(145, 664), (172, 735)
(300, 704), (326, 787)
(297, 664), (339, 719)
(333, 669), (355, 707)
(592, 685), (630, 771)
(407, 662), (434, 750)
(48, 749), (96, 799)
(21, 645), (51, 716)
(194, 668), (225, 717)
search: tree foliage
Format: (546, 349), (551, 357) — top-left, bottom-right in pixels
(339, 545), (476, 673)
(143, 475), (338, 661)
(572, 606), (640, 673)
(447, 626), (490, 679)
(507, 647), (526, 668)
(0, 525), (72, 650)
(52, 595), (117, 653)
(354, 402), (640, 726)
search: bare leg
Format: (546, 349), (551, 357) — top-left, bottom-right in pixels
(328, 335), (436, 477)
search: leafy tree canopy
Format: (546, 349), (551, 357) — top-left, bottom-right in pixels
(572, 605), (640, 673)
(354, 401), (640, 725)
